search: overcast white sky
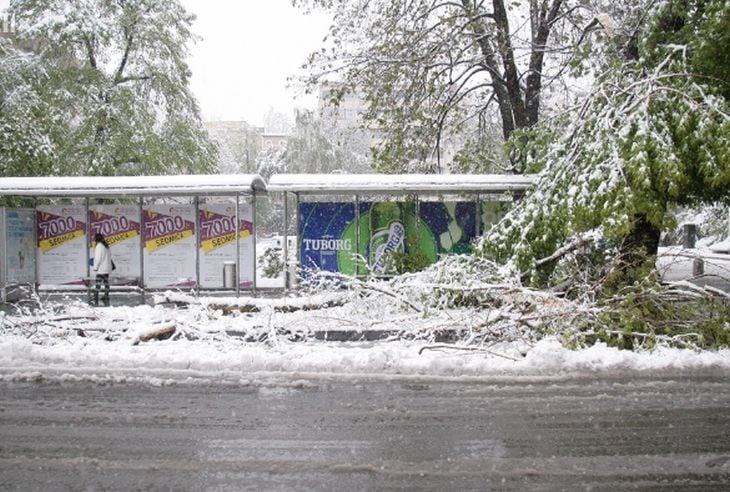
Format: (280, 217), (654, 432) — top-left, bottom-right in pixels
(0, 0), (331, 126)
(181, 0), (331, 125)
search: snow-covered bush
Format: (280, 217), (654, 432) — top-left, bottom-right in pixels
(258, 247), (285, 278)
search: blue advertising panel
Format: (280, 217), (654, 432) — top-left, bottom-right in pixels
(298, 201), (479, 277)
(299, 202), (357, 275)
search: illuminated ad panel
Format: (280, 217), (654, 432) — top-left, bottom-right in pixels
(88, 205), (141, 281)
(298, 201), (477, 277)
(36, 205), (87, 285)
(142, 205), (196, 288)
(299, 202), (357, 276)
(198, 203), (254, 288)
(2, 208), (36, 285)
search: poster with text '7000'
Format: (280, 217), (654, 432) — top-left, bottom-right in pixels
(198, 204), (254, 288)
(88, 205), (141, 280)
(36, 205), (87, 285)
(143, 205), (196, 288)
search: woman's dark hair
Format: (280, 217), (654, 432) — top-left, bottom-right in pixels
(95, 233), (110, 248)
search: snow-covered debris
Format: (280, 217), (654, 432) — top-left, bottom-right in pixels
(709, 238), (730, 254)
(1, 253), (729, 384)
(1, 299), (729, 384)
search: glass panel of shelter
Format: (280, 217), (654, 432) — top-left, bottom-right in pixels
(27, 193), (260, 298)
(288, 190), (519, 283)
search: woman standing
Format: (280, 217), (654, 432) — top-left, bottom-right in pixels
(92, 233), (113, 305)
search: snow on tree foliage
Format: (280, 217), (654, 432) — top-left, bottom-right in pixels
(0, 39), (54, 177)
(480, 48), (729, 280)
(4, 0), (217, 177)
(293, 0), (607, 173)
(477, 0), (730, 284)
(282, 110), (372, 175)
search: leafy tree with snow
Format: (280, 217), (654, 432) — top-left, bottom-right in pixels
(4, 0), (217, 177)
(283, 109), (371, 175)
(643, 0), (729, 100)
(481, 0), (729, 288)
(263, 108), (293, 135)
(205, 121), (261, 175)
(253, 110), (373, 233)
(293, 0), (623, 173)
(0, 38), (54, 178)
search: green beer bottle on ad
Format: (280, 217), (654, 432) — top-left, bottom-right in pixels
(369, 202), (405, 275)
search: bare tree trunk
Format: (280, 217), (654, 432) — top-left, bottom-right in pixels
(525, 0), (563, 126)
(461, 0), (560, 141)
(461, 0), (516, 140)
(492, 0), (528, 129)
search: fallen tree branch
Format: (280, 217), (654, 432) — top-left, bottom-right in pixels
(358, 281), (423, 313)
(47, 315), (98, 323)
(663, 280), (730, 300)
(134, 323), (176, 344)
(535, 236), (594, 269)
(315, 271), (423, 313)
(519, 236), (595, 282)
(418, 344), (523, 361)
(207, 298), (347, 315)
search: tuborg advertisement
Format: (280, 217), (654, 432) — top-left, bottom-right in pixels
(298, 201), (479, 277)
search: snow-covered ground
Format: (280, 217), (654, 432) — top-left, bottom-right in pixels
(1, 289), (728, 385)
(1, 241), (728, 385)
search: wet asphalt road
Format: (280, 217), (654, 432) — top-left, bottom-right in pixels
(0, 374), (729, 491)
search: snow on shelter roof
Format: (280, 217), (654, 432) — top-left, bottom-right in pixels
(0, 174), (267, 197)
(267, 173), (535, 194)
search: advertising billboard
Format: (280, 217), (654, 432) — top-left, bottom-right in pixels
(36, 205), (87, 285)
(142, 205), (196, 288)
(88, 205), (141, 280)
(198, 203), (254, 288)
(1, 208), (36, 288)
(298, 201), (478, 277)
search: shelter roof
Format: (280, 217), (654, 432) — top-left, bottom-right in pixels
(0, 174), (266, 197)
(267, 173), (535, 194)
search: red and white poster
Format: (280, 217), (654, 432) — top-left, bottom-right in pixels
(198, 203), (254, 288)
(36, 205), (87, 285)
(88, 205), (141, 280)
(142, 205), (196, 288)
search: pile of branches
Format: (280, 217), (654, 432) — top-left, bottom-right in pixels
(304, 238), (729, 351)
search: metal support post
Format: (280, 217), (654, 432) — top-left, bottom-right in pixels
(236, 192), (241, 297)
(283, 191), (289, 291)
(355, 194), (361, 277)
(84, 197), (90, 302)
(194, 196), (200, 294)
(294, 192), (300, 285)
(138, 197), (145, 302)
(475, 194), (481, 237)
(250, 192), (257, 295)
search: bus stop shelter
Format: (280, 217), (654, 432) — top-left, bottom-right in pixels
(0, 174), (266, 302)
(267, 173), (534, 287)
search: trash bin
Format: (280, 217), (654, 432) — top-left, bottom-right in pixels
(223, 261), (236, 289)
(683, 223), (697, 249)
